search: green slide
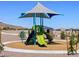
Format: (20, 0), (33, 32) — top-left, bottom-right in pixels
(36, 34), (47, 46)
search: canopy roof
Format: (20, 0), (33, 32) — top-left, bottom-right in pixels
(20, 2), (59, 18)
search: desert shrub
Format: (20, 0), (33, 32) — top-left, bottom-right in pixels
(67, 32), (77, 55)
(19, 31), (26, 43)
(44, 31), (53, 44)
(70, 32), (75, 45)
(0, 45), (4, 53)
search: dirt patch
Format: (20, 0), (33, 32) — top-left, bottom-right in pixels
(6, 41), (71, 50)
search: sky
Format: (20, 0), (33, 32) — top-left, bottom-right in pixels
(0, 1), (79, 29)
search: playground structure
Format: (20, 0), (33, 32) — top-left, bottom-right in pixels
(0, 2), (79, 56)
(19, 2), (79, 55)
(0, 2), (79, 57)
(19, 2), (59, 47)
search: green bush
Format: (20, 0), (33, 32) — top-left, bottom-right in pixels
(44, 32), (53, 43)
(0, 45), (4, 53)
(67, 32), (77, 55)
(61, 31), (65, 39)
(70, 32), (75, 45)
(19, 31), (26, 43)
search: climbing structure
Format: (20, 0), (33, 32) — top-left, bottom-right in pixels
(19, 2), (59, 47)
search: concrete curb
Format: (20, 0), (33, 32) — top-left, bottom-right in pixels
(3, 41), (79, 54)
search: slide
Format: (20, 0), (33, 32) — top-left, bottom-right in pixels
(36, 34), (47, 46)
(25, 30), (35, 45)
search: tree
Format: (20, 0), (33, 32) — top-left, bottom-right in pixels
(76, 32), (79, 50)
(67, 32), (77, 55)
(0, 44), (4, 53)
(61, 31), (65, 39)
(19, 31), (26, 43)
(0, 28), (4, 53)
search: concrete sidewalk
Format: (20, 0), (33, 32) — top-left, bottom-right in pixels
(0, 51), (79, 57)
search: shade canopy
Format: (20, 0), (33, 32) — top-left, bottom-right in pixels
(20, 2), (59, 18)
